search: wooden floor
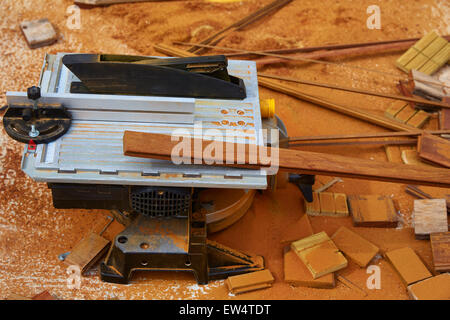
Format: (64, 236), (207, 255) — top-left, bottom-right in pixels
(0, 0), (449, 300)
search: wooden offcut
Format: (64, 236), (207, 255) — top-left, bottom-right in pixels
(305, 192), (348, 217)
(385, 247), (432, 286)
(417, 132), (450, 168)
(430, 232), (450, 273)
(413, 199), (448, 240)
(283, 246), (335, 289)
(401, 149), (435, 167)
(20, 19), (57, 49)
(331, 226), (379, 268)
(406, 110), (431, 128)
(348, 195), (398, 228)
(280, 214), (314, 244)
(407, 273), (450, 300)
(226, 269), (274, 295)
(291, 232), (347, 279)
(123, 131), (450, 188)
(64, 233), (110, 274)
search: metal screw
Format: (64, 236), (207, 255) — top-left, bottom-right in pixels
(28, 125), (39, 138)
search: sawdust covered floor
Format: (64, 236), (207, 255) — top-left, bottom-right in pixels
(0, 0), (449, 300)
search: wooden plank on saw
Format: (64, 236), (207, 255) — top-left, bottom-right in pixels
(347, 195), (398, 228)
(407, 273), (450, 300)
(123, 131), (450, 188)
(413, 199), (448, 240)
(283, 246), (335, 289)
(430, 232), (450, 273)
(291, 231), (347, 279)
(226, 269), (274, 295)
(417, 132), (450, 168)
(385, 247), (433, 286)
(331, 226), (379, 268)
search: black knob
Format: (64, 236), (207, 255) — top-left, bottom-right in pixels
(27, 86), (41, 100)
(22, 108), (32, 121)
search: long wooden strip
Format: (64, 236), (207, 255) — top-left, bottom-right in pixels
(123, 131), (450, 188)
(258, 73), (450, 109)
(417, 132), (450, 168)
(258, 77), (415, 131)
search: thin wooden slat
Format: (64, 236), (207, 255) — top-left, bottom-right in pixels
(123, 131), (450, 188)
(430, 232), (450, 273)
(417, 132), (450, 168)
(406, 110), (431, 128)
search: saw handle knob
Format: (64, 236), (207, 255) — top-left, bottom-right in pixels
(27, 86), (41, 100)
(22, 108), (32, 121)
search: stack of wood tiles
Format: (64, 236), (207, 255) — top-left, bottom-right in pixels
(226, 269), (275, 295)
(396, 31), (450, 75)
(348, 195), (398, 228)
(385, 100), (430, 128)
(385, 247), (432, 286)
(290, 232), (347, 279)
(305, 192), (349, 217)
(430, 232), (450, 273)
(413, 199), (448, 240)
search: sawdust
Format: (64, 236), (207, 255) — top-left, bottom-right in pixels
(1, 0), (450, 300)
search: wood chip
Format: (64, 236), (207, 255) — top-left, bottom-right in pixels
(305, 192), (348, 217)
(407, 273), (450, 300)
(64, 233), (110, 274)
(417, 132), (450, 168)
(431, 232), (450, 273)
(413, 199), (448, 240)
(348, 195), (398, 228)
(32, 290), (55, 300)
(291, 232), (347, 279)
(385, 247), (432, 286)
(405, 110), (430, 128)
(20, 18), (57, 49)
(226, 269), (274, 295)
(283, 246), (335, 288)
(331, 226), (379, 267)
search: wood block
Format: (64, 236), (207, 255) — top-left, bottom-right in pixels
(407, 273), (450, 300)
(431, 232), (450, 272)
(291, 232), (347, 279)
(384, 145), (403, 163)
(385, 247), (432, 286)
(20, 19), (57, 49)
(406, 110), (430, 128)
(64, 233), (110, 274)
(440, 108), (450, 130)
(32, 290), (55, 300)
(395, 104), (417, 123)
(401, 149), (435, 167)
(334, 193), (349, 216)
(331, 226), (379, 267)
(283, 246), (335, 289)
(319, 192), (336, 215)
(417, 132), (450, 168)
(413, 199), (448, 239)
(348, 195), (398, 228)
(226, 269), (274, 295)
(385, 100), (407, 119)
(305, 192), (321, 215)
(280, 214), (314, 244)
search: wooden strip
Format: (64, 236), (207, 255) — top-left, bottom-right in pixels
(384, 145), (403, 163)
(430, 232), (450, 273)
(226, 269), (274, 295)
(283, 246), (335, 288)
(334, 193), (349, 216)
(258, 73), (450, 109)
(407, 273), (450, 300)
(417, 132), (450, 168)
(395, 104), (418, 123)
(319, 192), (336, 215)
(406, 110), (431, 128)
(257, 77), (415, 131)
(385, 247), (432, 286)
(405, 185), (450, 212)
(385, 101), (408, 119)
(348, 195), (398, 228)
(123, 131), (450, 188)
(291, 232), (347, 279)
(331, 227), (379, 268)
(413, 199), (448, 240)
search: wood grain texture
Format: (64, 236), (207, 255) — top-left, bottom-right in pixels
(385, 247), (432, 286)
(430, 232), (450, 273)
(123, 131), (450, 188)
(413, 199), (448, 240)
(348, 195), (398, 228)
(418, 132), (450, 168)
